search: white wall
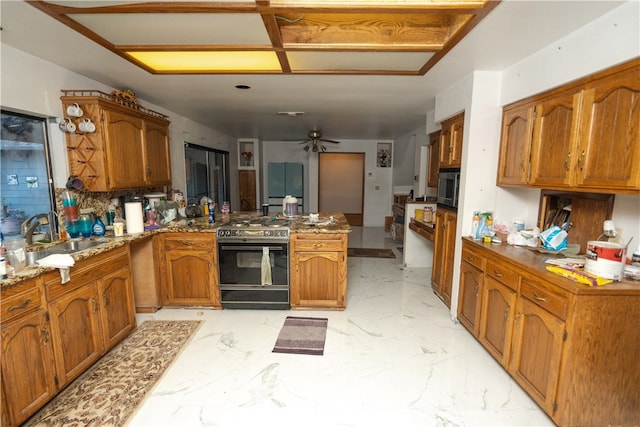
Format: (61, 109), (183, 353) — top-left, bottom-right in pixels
(1, 44), (237, 205)
(261, 139), (393, 226)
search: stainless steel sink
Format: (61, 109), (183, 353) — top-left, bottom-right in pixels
(25, 240), (105, 266)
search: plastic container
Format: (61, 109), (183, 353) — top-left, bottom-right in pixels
(631, 245), (640, 267)
(92, 216), (106, 236)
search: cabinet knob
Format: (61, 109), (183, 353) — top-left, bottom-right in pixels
(564, 153), (571, 171)
(41, 327), (50, 345)
(493, 270), (504, 278)
(578, 150), (585, 170)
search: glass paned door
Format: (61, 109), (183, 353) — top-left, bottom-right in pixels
(185, 142), (230, 208)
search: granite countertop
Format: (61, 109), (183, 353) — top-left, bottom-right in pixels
(1, 212), (351, 289)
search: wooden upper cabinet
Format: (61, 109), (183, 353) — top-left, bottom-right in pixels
(529, 90), (582, 188)
(575, 65), (640, 190)
(103, 108), (146, 188)
(61, 92), (171, 191)
(498, 58), (639, 194)
(144, 118), (172, 186)
(438, 113), (464, 168)
(497, 102), (534, 186)
(427, 130), (440, 187)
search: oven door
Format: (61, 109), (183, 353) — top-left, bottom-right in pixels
(217, 241), (289, 309)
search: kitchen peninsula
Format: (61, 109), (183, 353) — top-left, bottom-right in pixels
(0, 212), (350, 426)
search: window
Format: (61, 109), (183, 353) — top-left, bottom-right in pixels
(184, 142), (230, 209)
(0, 110), (56, 237)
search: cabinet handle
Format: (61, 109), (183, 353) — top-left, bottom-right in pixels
(473, 285), (479, 296)
(91, 297), (98, 313)
(466, 255), (475, 262)
(313, 243), (323, 248)
(7, 298), (31, 311)
(102, 291), (110, 308)
(493, 270), (504, 278)
(578, 150), (585, 170)
(564, 153), (571, 171)
(87, 175), (98, 178)
(520, 159), (525, 172)
(532, 291), (547, 302)
(180, 241), (194, 246)
(146, 166), (151, 177)
(515, 312), (521, 326)
(42, 327), (50, 345)
(504, 305), (510, 321)
(77, 160), (86, 164)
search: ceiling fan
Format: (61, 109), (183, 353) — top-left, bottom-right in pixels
(289, 130), (340, 152)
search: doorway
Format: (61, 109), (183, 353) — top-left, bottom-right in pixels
(318, 153), (365, 225)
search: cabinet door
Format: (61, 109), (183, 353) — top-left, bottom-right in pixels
(458, 261), (483, 336)
(102, 108), (146, 188)
(510, 297), (565, 414)
(427, 131), (440, 187)
(144, 119), (172, 186)
(439, 211), (457, 306)
(529, 92), (581, 188)
(448, 114), (464, 167)
(431, 209), (447, 295)
(438, 126), (451, 167)
(163, 249), (219, 306)
(49, 284), (103, 387)
(479, 276), (516, 367)
(291, 251), (345, 309)
(498, 102), (534, 186)
(97, 265), (136, 351)
(239, 169), (257, 211)
(576, 67), (640, 191)
(1, 310), (57, 426)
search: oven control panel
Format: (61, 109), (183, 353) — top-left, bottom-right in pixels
(217, 228), (290, 239)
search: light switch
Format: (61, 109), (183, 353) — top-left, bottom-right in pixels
(375, 186), (380, 191)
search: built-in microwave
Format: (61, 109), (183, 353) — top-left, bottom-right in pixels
(437, 168), (460, 209)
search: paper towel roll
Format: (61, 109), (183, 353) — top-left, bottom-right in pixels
(125, 202), (144, 234)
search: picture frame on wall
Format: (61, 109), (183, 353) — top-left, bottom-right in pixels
(377, 143), (391, 168)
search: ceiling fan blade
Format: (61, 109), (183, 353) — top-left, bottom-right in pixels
(319, 138), (340, 144)
(298, 139), (311, 144)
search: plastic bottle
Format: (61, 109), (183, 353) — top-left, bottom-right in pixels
(92, 216), (106, 236)
(207, 199), (215, 224)
(471, 211), (480, 238)
(632, 245), (640, 267)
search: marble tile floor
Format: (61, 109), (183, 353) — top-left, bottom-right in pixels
(129, 229), (552, 427)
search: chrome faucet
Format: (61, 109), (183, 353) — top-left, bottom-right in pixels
(21, 212), (57, 245)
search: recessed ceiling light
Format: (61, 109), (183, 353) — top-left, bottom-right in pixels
(235, 84), (251, 90)
(277, 112), (305, 117)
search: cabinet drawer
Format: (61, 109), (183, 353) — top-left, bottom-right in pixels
(486, 259), (519, 290)
(461, 246), (484, 270)
(1, 285), (42, 323)
(292, 236), (345, 251)
(520, 278), (569, 320)
(45, 247), (128, 301)
(163, 235), (214, 251)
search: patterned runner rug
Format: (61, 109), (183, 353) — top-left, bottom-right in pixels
(348, 247), (396, 258)
(272, 316), (328, 355)
(24, 320), (202, 427)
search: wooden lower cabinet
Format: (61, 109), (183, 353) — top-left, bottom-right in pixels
(45, 246), (135, 388)
(457, 252), (483, 335)
(1, 278), (57, 427)
(159, 233), (220, 307)
(290, 233), (347, 309)
(1, 246), (136, 426)
(458, 238), (640, 426)
(509, 288), (565, 415)
(431, 208), (457, 306)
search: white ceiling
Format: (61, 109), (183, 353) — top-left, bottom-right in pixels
(0, 1), (626, 142)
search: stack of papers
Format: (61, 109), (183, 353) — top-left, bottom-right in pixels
(545, 257), (586, 268)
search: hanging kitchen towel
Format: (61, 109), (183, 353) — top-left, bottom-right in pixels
(37, 253), (75, 284)
(261, 246), (272, 286)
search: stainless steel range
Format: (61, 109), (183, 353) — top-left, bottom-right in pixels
(216, 217), (291, 309)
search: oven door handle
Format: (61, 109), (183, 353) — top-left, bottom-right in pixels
(220, 245), (284, 251)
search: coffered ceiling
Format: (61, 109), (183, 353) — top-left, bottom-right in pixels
(28, 0), (497, 75)
(1, 1), (629, 141)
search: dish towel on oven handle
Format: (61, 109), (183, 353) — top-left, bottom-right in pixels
(261, 246), (272, 286)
